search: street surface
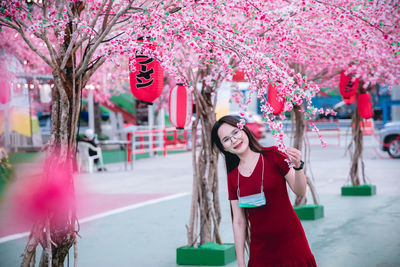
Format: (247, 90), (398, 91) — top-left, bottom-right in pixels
(0, 130), (399, 266)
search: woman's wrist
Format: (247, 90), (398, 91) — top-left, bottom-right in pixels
(293, 160), (304, 170)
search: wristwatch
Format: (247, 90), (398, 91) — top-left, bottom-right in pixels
(293, 160), (304, 171)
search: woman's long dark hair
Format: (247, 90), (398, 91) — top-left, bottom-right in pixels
(211, 115), (264, 255)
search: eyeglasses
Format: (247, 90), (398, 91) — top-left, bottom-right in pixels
(221, 129), (243, 147)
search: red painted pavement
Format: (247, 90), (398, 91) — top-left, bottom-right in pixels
(0, 193), (170, 239)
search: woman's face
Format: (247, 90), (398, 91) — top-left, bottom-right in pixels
(217, 123), (249, 155)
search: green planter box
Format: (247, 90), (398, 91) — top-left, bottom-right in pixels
(341, 184), (376, 196)
(0, 174), (8, 198)
(293, 204), (324, 220)
(177, 242), (236, 266)
(0, 167), (12, 199)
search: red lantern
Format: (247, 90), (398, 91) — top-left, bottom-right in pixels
(339, 70), (359, 98)
(342, 95), (355, 105)
(267, 84), (284, 115)
(169, 84), (193, 129)
(0, 81), (10, 104)
(357, 92), (373, 119)
(129, 55), (163, 104)
(232, 70), (246, 82)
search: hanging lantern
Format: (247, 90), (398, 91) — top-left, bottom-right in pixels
(267, 84), (284, 115)
(169, 84), (193, 129)
(232, 70), (246, 82)
(339, 70), (359, 98)
(342, 95), (355, 105)
(0, 81), (10, 104)
(129, 55), (163, 105)
(357, 92), (373, 119)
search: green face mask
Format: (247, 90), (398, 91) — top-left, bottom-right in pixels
(237, 155), (266, 208)
(238, 192), (266, 208)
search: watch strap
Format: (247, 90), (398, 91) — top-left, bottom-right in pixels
(293, 160), (304, 170)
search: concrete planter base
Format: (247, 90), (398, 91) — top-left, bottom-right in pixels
(341, 184), (376, 196)
(176, 242), (236, 266)
(293, 204), (324, 220)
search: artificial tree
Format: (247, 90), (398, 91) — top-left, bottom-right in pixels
(1, 1), (398, 266)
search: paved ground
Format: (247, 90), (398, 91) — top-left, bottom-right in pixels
(0, 131), (399, 266)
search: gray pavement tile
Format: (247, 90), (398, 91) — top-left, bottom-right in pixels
(1, 193), (400, 267)
(1, 134), (400, 266)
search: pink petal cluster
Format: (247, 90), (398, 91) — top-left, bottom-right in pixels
(0, 0), (398, 149)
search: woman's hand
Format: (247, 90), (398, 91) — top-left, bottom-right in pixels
(284, 147), (307, 197)
(286, 147), (302, 168)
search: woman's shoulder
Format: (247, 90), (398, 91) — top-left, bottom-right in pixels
(227, 165), (238, 177)
(261, 146), (287, 159)
(261, 146), (279, 154)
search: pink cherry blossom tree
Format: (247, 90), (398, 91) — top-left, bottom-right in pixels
(273, 0), (400, 189)
(0, 1), (157, 265)
(152, 0), (399, 237)
(1, 1), (399, 265)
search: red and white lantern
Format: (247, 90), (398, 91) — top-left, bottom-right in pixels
(342, 95), (355, 105)
(129, 55), (163, 104)
(169, 84), (193, 129)
(339, 70), (359, 98)
(0, 81), (10, 104)
(357, 92), (373, 119)
(267, 84), (284, 115)
(232, 70), (246, 82)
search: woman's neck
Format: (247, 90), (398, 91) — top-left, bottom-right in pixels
(237, 148), (259, 165)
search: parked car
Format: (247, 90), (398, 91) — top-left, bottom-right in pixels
(379, 121), (400, 158)
(232, 113), (266, 140)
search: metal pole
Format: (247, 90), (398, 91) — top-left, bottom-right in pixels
(383, 102), (388, 125)
(4, 102), (10, 152)
(132, 131), (136, 169)
(158, 108), (165, 149)
(391, 85), (400, 121)
(27, 84), (33, 147)
(88, 90), (95, 132)
(148, 104), (154, 157)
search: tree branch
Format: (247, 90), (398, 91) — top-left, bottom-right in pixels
(83, 57), (107, 84)
(60, 28), (80, 70)
(0, 18), (54, 68)
(76, 0), (135, 77)
(88, 0), (109, 31)
(315, 0), (386, 35)
(101, 0), (114, 32)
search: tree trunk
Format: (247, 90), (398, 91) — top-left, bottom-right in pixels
(292, 105), (319, 206)
(187, 85), (222, 247)
(20, 70), (83, 267)
(348, 96), (366, 186)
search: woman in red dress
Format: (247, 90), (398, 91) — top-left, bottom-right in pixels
(211, 115), (317, 267)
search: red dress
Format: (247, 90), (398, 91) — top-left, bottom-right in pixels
(227, 147), (317, 267)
